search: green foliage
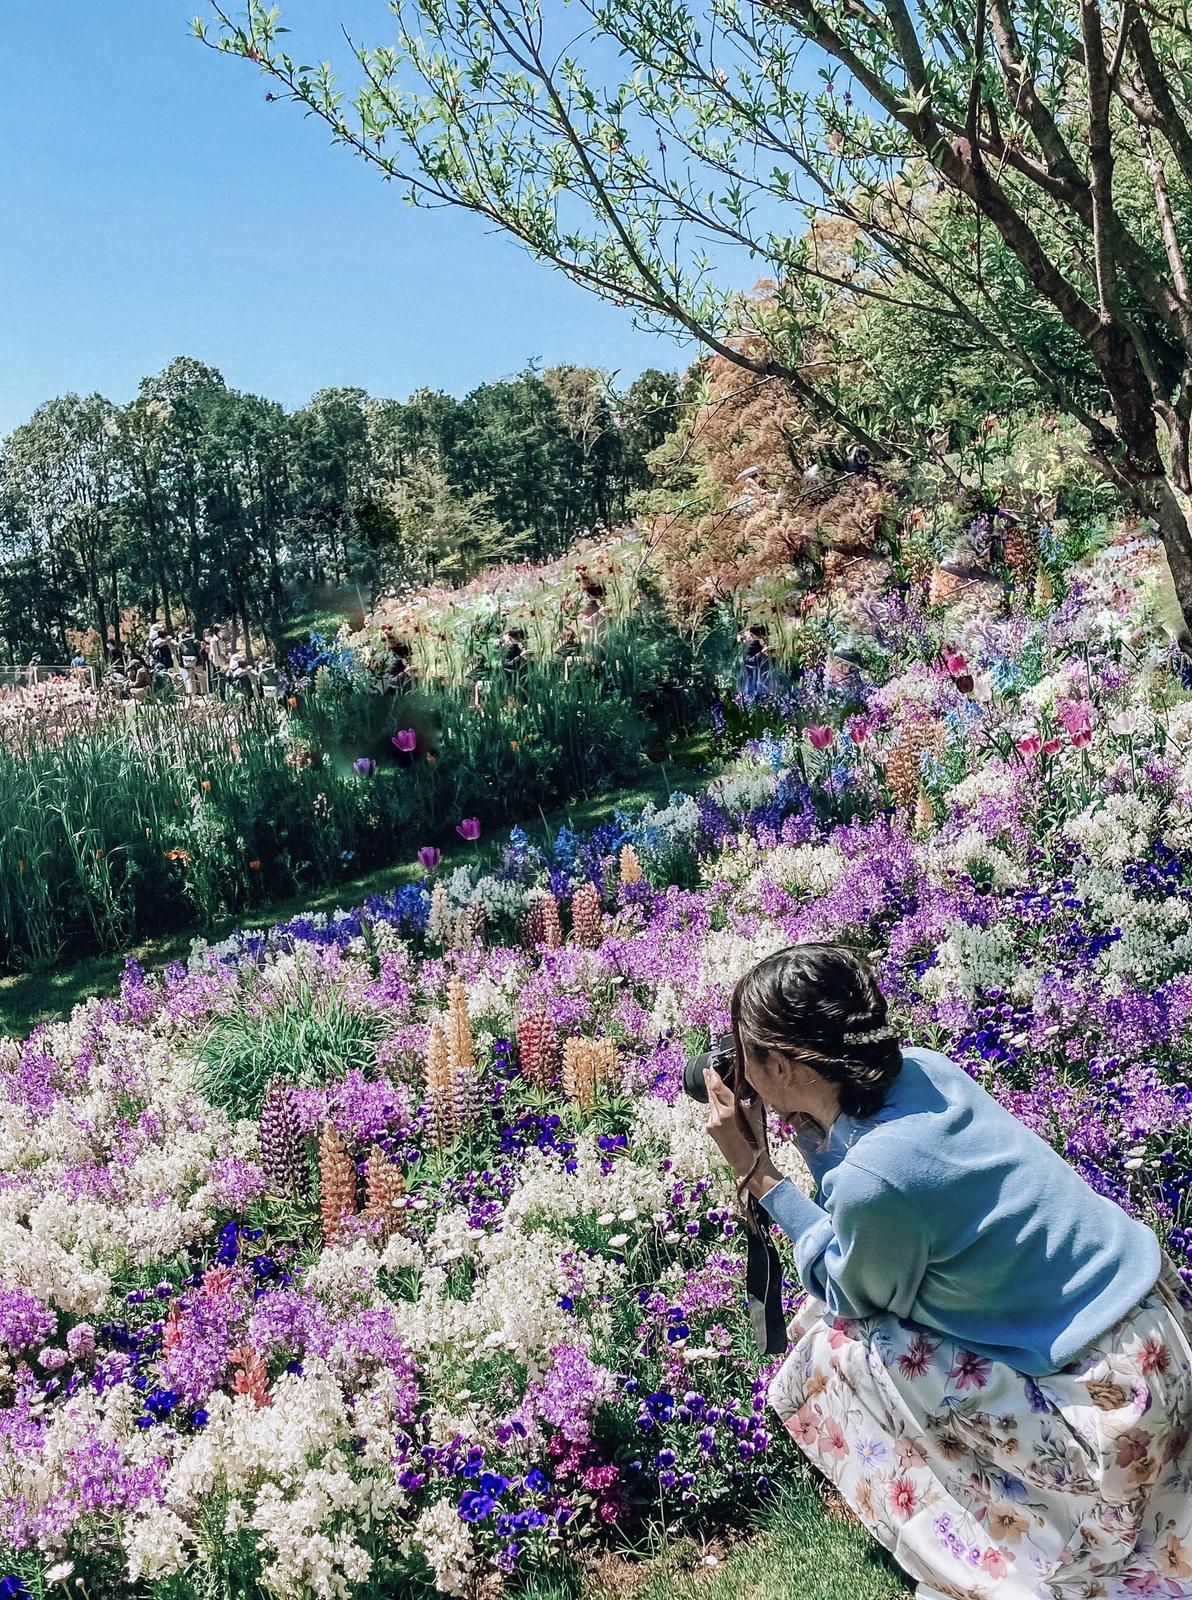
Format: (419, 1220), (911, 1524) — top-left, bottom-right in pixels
(0, 613), (725, 970)
(196, 979), (385, 1116)
(0, 359), (679, 663)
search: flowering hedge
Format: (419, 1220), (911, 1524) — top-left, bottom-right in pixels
(2, 532), (1192, 1598)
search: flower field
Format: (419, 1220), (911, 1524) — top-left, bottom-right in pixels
(3, 528), (1192, 1598)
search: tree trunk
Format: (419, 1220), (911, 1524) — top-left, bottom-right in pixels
(1145, 479), (1192, 646)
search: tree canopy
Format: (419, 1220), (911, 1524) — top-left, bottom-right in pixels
(200, 0), (1192, 631)
(0, 358), (678, 660)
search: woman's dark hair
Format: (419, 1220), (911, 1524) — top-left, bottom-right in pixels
(731, 942), (901, 1118)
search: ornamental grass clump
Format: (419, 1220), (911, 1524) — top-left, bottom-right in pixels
(196, 980), (384, 1117)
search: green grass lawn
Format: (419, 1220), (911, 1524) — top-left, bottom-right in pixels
(0, 742), (716, 1038)
(522, 1472), (909, 1600)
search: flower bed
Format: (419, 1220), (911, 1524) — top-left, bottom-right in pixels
(1, 533), (1191, 1598)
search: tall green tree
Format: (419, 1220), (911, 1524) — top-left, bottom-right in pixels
(202, 0), (1192, 633)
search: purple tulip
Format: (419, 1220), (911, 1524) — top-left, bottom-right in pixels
(456, 818), (481, 842)
(353, 757), (377, 778)
(417, 846), (441, 872)
(393, 728), (417, 753)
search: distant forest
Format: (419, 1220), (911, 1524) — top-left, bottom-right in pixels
(0, 355), (682, 661)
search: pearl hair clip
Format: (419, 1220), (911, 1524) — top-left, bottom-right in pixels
(842, 1023), (898, 1045)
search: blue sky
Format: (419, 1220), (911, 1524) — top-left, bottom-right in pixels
(0, 3), (694, 434)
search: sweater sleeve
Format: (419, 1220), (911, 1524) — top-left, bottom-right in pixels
(760, 1165), (931, 1322)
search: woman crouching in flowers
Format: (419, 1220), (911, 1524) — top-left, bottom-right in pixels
(703, 942), (1192, 1600)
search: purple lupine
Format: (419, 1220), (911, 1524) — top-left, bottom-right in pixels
(258, 1076), (307, 1200)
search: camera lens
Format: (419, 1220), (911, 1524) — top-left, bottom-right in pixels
(682, 1034), (738, 1102)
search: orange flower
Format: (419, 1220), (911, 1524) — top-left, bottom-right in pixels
(95, 848), (106, 859)
(201, 779), (212, 792)
(165, 848), (190, 864)
(510, 740), (520, 751)
(426, 753), (437, 765)
(248, 858), (262, 872)
(287, 695), (298, 708)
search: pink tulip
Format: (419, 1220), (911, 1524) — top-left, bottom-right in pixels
(392, 728), (417, 753)
(456, 818), (481, 841)
(1057, 701), (1093, 735)
(1017, 734), (1042, 758)
(1069, 720), (1093, 749)
(417, 846), (441, 872)
(805, 725), (835, 751)
(847, 716), (875, 746)
(943, 649), (968, 676)
(1042, 737), (1063, 755)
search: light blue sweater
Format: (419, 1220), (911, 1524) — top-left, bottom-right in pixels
(761, 1047), (1161, 1376)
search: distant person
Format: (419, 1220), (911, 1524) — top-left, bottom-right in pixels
(150, 631), (175, 675)
(177, 629), (202, 696)
(257, 659), (282, 701)
(382, 636), (413, 694)
(577, 582), (608, 654)
(501, 627), (527, 678)
(205, 629), (228, 697)
(741, 623), (772, 699)
(128, 656), (152, 703)
(227, 654), (256, 700)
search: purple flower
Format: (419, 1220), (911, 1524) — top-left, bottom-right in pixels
(456, 818), (481, 842)
(417, 846), (441, 872)
(353, 757), (377, 778)
(393, 728), (417, 753)
(458, 1490), (496, 1523)
(66, 1324), (96, 1362)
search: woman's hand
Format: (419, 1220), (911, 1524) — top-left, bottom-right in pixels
(703, 1070), (782, 1199)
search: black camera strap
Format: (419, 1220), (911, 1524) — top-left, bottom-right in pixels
(745, 1196), (789, 1356)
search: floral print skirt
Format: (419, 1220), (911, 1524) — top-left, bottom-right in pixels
(768, 1264), (1192, 1598)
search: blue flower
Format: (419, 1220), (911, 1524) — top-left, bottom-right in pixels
(458, 1490), (496, 1523)
(525, 1468), (550, 1493)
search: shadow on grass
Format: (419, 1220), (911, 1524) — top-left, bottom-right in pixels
(0, 747), (716, 1038)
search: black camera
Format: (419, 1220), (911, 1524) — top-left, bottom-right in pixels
(682, 1031), (739, 1103)
(684, 1029), (788, 1356)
